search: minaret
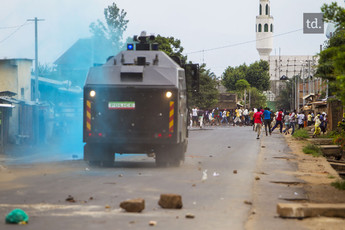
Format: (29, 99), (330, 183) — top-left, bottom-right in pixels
(256, 0), (274, 61)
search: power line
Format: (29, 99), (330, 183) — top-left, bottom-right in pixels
(185, 28), (303, 55)
(0, 23), (29, 29)
(0, 21), (31, 44)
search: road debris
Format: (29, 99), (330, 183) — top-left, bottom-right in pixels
(120, 198), (145, 213)
(5, 209), (29, 225)
(244, 200), (253, 205)
(185, 213), (195, 219)
(105, 205), (111, 209)
(261, 146), (266, 148)
(202, 170), (208, 182)
(118, 174), (123, 177)
(228, 146), (231, 148)
(85, 168), (90, 171)
(158, 194), (183, 209)
(233, 170), (238, 174)
(255, 176), (260, 180)
(192, 184), (196, 187)
(65, 195), (76, 203)
(89, 197), (94, 200)
(213, 172), (220, 177)
(277, 203), (345, 218)
(149, 221), (157, 226)
(129, 221), (136, 224)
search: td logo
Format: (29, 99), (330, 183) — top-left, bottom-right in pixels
(303, 13), (324, 34)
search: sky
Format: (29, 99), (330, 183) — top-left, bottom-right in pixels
(0, 0), (344, 78)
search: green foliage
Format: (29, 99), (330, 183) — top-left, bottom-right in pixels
(235, 79), (250, 91)
(154, 35), (187, 64)
(292, 128), (310, 139)
(316, 3), (345, 104)
(331, 180), (345, 190)
(222, 66), (246, 91)
(89, 3), (129, 54)
(302, 144), (322, 157)
(222, 60), (270, 92)
(249, 87), (266, 108)
(275, 75), (299, 111)
(245, 61), (270, 91)
(321, 2), (345, 30)
(189, 64), (219, 108)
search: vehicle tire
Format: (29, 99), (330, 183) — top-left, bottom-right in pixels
(84, 143), (114, 167)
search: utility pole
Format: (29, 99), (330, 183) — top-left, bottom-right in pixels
(27, 17), (44, 144)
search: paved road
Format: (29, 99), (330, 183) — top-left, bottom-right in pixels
(0, 126), (265, 229)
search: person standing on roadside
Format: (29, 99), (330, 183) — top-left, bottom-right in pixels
(253, 108), (263, 139)
(271, 109), (284, 133)
(297, 112), (305, 129)
(263, 107), (272, 136)
(192, 107), (198, 127)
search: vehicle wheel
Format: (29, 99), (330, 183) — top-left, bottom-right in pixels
(84, 143), (114, 167)
(155, 143), (186, 167)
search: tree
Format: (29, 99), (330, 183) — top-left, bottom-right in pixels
(246, 60), (270, 91)
(154, 35), (187, 64)
(235, 79), (250, 103)
(249, 87), (266, 109)
(222, 60), (270, 92)
(89, 3), (129, 55)
(235, 79), (250, 91)
(188, 64), (219, 109)
(154, 37), (218, 108)
(275, 78), (295, 111)
(222, 65), (246, 91)
(316, 2), (345, 103)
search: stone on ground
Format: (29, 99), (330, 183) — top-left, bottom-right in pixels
(120, 198), (145, 213)
(158, 194), (183, 209)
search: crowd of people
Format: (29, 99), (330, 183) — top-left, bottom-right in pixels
(190, 107), (328, 139)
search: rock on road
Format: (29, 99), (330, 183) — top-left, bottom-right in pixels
(0, 126), (278, 230)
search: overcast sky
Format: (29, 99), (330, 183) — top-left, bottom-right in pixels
(0, 0), (344, 77)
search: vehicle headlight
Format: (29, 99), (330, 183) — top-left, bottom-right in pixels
(166, 91), (172, 98)
(90, 90), (96, 98)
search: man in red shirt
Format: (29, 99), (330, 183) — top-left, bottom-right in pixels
(253, 109), (263, 139)
(271, 109), (284, 133)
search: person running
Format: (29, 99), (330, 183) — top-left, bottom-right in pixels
(253, 109), (263, 139)
(290, 110), (296, 135)
(312, 113), (321, 138)
(263, 107), (272, 136)
(283, 112), (291, 135)
(249, 108), (255, 131)
(271, 109), (284, 133)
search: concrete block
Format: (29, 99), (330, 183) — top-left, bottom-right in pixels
(277, 203), (345, 218)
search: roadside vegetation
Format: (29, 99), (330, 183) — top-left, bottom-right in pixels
(292, 129), (309, 139)
(331, 180), (345, 190)
(302, 144), (323, 157)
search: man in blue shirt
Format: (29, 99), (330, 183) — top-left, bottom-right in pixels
(263, 107), (272, 136)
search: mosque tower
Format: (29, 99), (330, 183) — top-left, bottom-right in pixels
(256, 0), (274, 61)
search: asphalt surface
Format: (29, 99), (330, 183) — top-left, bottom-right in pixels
(0, 126), (306, 229)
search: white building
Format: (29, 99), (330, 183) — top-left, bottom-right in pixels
(256, 0), (274, 61)
(255, 0), (319, 103)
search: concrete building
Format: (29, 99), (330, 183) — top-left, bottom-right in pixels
(255, 0), (322, 109)
(268, 55), (319, 99)
(0, 59), (33, 101)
